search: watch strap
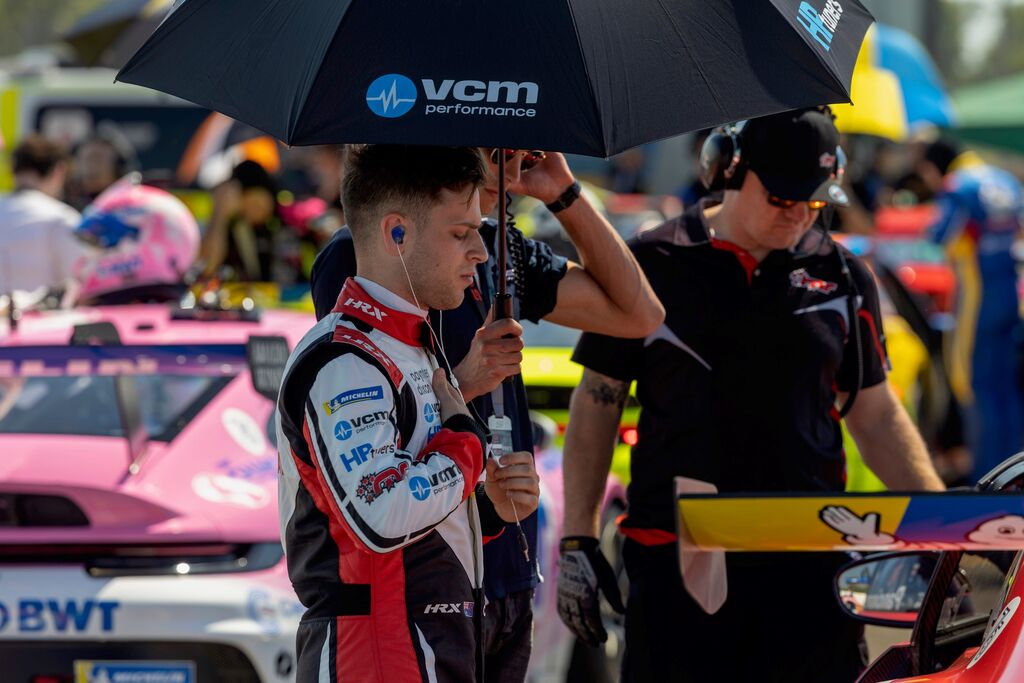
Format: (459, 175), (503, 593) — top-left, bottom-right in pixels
(545, 180), (582, 214)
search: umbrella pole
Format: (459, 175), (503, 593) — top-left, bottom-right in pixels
(495, 147), (512, 319)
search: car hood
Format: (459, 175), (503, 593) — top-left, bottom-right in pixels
(0, 434), (134, 488)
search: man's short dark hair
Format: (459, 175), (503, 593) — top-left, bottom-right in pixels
(341, 145), (484, 240)
(12, 134), (68, 177)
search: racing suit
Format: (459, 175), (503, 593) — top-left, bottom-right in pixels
(929, 162), (1024, 479)
(277, 276), (496, 682)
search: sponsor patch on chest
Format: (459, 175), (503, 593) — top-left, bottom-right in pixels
(789, 268), (838, 294)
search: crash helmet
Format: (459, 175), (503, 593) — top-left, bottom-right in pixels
(72, 180), (200, 303)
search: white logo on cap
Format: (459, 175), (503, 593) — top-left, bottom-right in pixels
(828, 185), (848, 203)
(819, 152), (837, 169)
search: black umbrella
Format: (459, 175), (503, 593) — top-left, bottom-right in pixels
(117, 0), (872, 306)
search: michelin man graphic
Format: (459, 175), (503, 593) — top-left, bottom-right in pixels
(820, 505), (1024, 550)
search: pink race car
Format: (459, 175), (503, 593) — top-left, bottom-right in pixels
(0, 303), (309, 682)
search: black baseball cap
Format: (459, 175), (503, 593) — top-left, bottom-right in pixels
(739, 108), (849, 206)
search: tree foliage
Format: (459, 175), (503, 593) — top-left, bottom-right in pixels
(0, 0), (108, 59)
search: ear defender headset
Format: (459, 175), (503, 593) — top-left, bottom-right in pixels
(699, 120), (748, 192)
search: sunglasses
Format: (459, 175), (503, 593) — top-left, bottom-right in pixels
(765, 192), (828, 211)
(487, 148), (546, 171)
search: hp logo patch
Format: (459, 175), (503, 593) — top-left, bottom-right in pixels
(409, 476), (431, 501)
(366, 74), (417, 118)
(334, 420), (353, 441)
(423, 403), (437, 423)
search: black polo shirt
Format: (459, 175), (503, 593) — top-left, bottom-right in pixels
(572, 200), (888, 535)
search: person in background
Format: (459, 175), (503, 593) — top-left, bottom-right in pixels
(917, 138), (1024, 481)
(67, 132), (135, 211)
(199, 160), (307, 284)
(0, 135), (91, 304)
(559, 107), (944, 682)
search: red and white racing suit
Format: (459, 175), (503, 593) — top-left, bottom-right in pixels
(277, 277), (495, 682)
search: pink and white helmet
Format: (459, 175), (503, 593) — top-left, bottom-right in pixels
(73, 181), (200, 302)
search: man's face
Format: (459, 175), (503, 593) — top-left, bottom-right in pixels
(75, 141), (120, 195)
(478, 148), (530, 216)
(404, 186), (487, 310)
(733, 171), (821, 251)
(915, 159), (944, 195)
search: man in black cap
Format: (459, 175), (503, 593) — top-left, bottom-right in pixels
(557, 107), (944, 681)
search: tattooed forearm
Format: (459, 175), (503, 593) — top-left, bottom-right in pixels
(583, 371), (629, 408)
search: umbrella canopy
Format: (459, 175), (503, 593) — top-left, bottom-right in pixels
(833, 23), (955, 141)
(953, 73), (1024, 155)
(118, 0), (873, 157)
(64, 0), (173, 68)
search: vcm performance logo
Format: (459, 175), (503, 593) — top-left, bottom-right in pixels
(366, 73), (539, 119)
(366, 74), (418, 118)
(796, 0), (843, 52)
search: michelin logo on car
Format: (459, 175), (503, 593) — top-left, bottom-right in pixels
(366, 73), (539, 119)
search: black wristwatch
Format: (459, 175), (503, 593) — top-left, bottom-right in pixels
(545, 180), (582, 214)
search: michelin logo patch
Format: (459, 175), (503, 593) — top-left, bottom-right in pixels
(74, 660), (195, 683)
(323, 386), (384, 415)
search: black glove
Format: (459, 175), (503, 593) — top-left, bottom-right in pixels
(556, 536), (626, 646)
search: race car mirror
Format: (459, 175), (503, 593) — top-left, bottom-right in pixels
(833, 551), (939, 628)
(247, 335), (290, 401)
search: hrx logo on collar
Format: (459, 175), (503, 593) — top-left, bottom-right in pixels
(344, 298), (389, 321)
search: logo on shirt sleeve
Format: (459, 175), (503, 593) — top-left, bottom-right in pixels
(323, 386), (384, 415)
(355, 462), (409, 504)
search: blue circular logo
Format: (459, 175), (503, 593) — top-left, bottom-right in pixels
(409, 476), (431, 501)
(334, 420), (353, 441)
(366, 74), (418, 118)
(423, 403), (437, 423)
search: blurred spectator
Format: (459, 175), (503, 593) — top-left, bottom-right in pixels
(67, 132), (137, 210)
(307, 144), (346, 213)
(608, 146), (646, 194)
(198, 160), (307, 284)
(917, 138), (1024, 481)
(0, 135), (91, 302)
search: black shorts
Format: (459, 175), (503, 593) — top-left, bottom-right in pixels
(621, 540), (867, 683)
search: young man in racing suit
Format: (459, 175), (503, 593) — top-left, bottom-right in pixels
(277, 145), (540, 682)
(309, 147), (664, 681)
